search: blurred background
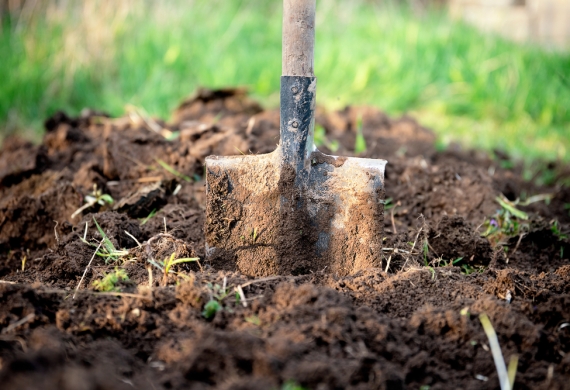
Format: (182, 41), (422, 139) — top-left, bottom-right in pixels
(1, 0), (569, 161)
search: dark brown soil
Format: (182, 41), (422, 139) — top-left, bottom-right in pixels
(0, 88), (569, 390)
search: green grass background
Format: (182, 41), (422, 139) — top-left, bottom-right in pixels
(1, 0), (569, 161)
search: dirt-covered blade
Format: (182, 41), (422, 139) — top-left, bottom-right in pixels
(205, 151), (386, 276)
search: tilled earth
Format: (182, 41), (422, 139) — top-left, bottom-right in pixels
(0, 89), (569, 389)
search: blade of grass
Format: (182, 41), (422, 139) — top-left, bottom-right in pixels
(496, 196), (528, 220)
(73, 240), (103, 299)
(93, 217), (117, 255)
(479, 313), (516, 390)
(507, 354), (519, 389)
(156, 159), (191, 182)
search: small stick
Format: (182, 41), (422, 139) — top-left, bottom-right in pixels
(385, 255), (392, 273)
(147, 265), (154, 288)
(236, 285), (248, 307)
(508, 233), (525, 260)
(390, 203), (398, 234)
(409, 227), (423, 256)
(73, 241), (103, 299)
(401, 227), (423, 271)
(53, 221), (60, 244)
(245, 117), (256, 135)
(1, 313), (35, 334)
(382, 248), (412, 254)
(239, 276), (284, 288)
(243, 294), (264, 302)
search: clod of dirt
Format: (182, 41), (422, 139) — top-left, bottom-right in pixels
(0, 137), (41, 188)
(428, 215), (493, 266)
(505, 218), (570, 274)
(173, 87), (263, 125)
(113, 180), (174, 218)
(0, 170), (80, 255)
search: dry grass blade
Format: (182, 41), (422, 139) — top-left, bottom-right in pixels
(508, 354), (519, 388)
(73, 241), (103, 299)
(124, 230), (142, 248)
(236, 285), (247, 307)
(401, 226), (423, 271)
(239, 276), (285, 289)
(479, 313), (518, 390)
(390, 201), (400, 234)
(155, 158), (191, 182)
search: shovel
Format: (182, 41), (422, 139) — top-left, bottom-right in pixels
(205, 0), (387, 277)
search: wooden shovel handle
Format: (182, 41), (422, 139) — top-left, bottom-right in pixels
(282, 0), (315, 77)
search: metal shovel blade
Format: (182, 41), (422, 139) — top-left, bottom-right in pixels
(205, 76), (387, 277)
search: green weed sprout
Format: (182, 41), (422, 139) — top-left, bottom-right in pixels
(282, 380), (309, 390)
(245, 315), (261, 326)
(313, 124), (339, 152)
(201, 281), (231, 319)
(79, 218), (128, 263)
(202, 300), (222, 319)
(71, 184), (114, 219)
(482, 195), (529, 245)
(551, 220), (568, 241)
(93, 267), (129, 292)
(434, 257), (463, 268)
(139, 209), (157, 225)
(148, 252), (199, 283)
(155, 158), (192, 182)
(461, 264), (479, 275)
(482, 193), (553, 247)
(382, 197), (394, 210)
(92, 218), (128, 263)
(422, 240), (429, 266)
(354, 115), (367, 154)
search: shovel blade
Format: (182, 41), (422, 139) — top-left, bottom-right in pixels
(205, 148), (386, 276)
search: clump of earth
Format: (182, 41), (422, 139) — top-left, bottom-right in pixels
(0, 88), (569, 389)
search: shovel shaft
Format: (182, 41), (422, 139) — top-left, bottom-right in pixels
(282, 0), (315, 76)
(280, 76), (316, 175)
(281, 0), (317, 174)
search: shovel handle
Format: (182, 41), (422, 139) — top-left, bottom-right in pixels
(282, 0), (315, 76)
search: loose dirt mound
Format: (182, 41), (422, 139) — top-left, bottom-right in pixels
(0, 89), (569, 389)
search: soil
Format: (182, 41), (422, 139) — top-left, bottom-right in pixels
(0, 88), (569, 389)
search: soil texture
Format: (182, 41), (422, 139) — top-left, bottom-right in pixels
(0, 88), (569, 389)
